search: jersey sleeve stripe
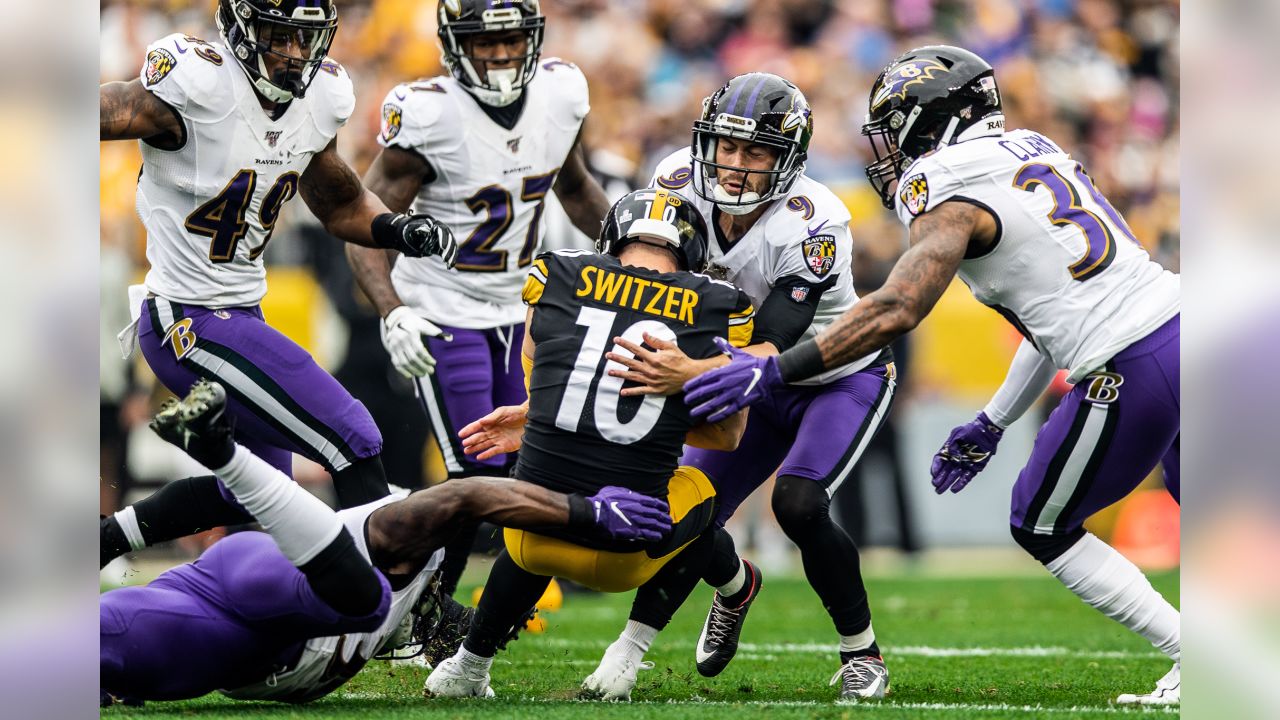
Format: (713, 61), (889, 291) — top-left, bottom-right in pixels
(522, 259), (548, 305)
(728, 302), (755, 347)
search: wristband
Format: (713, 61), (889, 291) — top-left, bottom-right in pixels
(566, 493), (593, 529)
(777, 340), (825, 383)
(371, 213), (405, 250)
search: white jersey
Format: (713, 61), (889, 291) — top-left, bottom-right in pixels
(136, 34), (354, 308)
(379, 59), (589, 329)
(221, 492), (442, 703)
(649, 149), (879, 384)
(894, 128), (1179, 382)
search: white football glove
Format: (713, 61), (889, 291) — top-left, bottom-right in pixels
(380, 306), (451, 379)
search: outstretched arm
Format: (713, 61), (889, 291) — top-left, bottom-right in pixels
(778, 201), (985, 382)
(368, 478), (669, 572)
(301, 140), (457, 263)
(100, 79), (183, 146)
(553, 131), (612, 238)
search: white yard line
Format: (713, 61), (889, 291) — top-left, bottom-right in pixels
(534, 638), (1165, 660)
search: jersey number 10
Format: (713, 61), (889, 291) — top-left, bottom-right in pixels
(1013, 162), (1140, 282)
(555, 306), (677, 445)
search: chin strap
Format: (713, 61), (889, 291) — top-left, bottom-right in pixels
(712, 183), (765, 215)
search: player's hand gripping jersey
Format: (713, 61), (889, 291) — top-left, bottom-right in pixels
(221, 493), (441, 703)
(895, 128), (1179, 382)
(137, 34), (354, 308)
(377, 60), (589, 329)
(516, 250), (754, 498)
(650, 149), (879, 384)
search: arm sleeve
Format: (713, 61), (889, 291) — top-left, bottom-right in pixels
(750, 274), (834, 352)
(982, 339), (1060, 428)
(727, 290), (755, 348)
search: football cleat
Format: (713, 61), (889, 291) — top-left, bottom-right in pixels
(149, 380), (235, 469)
(695, 560), (762, 677)
(580, 641), (654, 701)
(422, 655), (495, 698)
(830, 655), (890, 701)
(1116, 661), (1179, 705)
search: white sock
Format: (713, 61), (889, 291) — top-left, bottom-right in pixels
(114, 506), (147, 551)
(840, 625), (876, 654)
(454, 645), (494, 673)
(214, 445), (342, 567)
(1045, 533), (1180, 660)
(615, 621), (658, 661)
(716, 560), (747, 598)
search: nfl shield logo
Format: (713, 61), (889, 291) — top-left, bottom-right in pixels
(790, 286), (810, 302)
(264, 131), (282, 148)
(800, 235), (837, 278)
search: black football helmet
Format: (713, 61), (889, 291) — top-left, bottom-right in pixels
(862, 45), (1004, 208)
(691, 73), (813, 214)
(598, 188), (710, 273)
(438, 0), (545, 107)
(216, 0), (338, 103)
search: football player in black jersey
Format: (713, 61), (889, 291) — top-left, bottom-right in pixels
(423, 189), (756, 698)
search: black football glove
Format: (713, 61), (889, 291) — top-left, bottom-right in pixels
(374, 213), (458, 267)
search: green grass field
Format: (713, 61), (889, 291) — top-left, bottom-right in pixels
(102, 564), (1179, 719)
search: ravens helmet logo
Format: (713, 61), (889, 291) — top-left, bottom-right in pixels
(871, 59), (950, 111)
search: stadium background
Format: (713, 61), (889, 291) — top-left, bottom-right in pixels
(99, 0), (1180, 570)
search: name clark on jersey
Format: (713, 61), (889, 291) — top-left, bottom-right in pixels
(576, 266), (700, 326)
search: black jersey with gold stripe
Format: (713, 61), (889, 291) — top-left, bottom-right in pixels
(516, 249), (754, 498)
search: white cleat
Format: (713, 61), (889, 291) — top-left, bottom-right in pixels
(580, 642), (654, 701)
(830, 656), (890, 701)
(422, 656), (495, 698)
(1117, 661), (1179, 705)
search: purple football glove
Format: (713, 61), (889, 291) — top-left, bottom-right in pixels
(683, 337), (783, 423)
(931, 412), (1005, 494)
(586, 486), (671, 542)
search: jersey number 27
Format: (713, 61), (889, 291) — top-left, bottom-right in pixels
(555, 306), (675, 445)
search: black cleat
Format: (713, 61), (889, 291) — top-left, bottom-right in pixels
(695, 560), (762, 677)
(149, 380), (235, 469)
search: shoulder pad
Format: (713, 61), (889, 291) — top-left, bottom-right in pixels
(300, 58), (355, 141)
(377, 79), (454, 151)
(893, 152), (967, 226)
(649, 148), (694, 190)
(141, 34), (233, 123)
(763, 185), (851, 251)
(536, 58), (589, 124)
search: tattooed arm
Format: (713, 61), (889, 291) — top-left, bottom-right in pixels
(346, 146), (434, 317)
(778, 201), (996, 381)
(100, 79), (183, 147)
(554, 130), (612, 238)
(298, 139), (397, 248)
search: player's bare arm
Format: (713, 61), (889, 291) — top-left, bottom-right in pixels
(459, 314), (535, 460)
(802, 201), (988, 375)
(346, 146), (435, 317)
(553, 132), (612, 237)
(99, 79), (183, 147)
(367, 478), (575, 573)
(608, 334), (777, 397)
(684, 406), (748, 451)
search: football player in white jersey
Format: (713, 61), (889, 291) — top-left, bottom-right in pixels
(581, 74), (898, 701)
(99, 0), (462, 569)
(100, 381), (667, 706)
(345, 0), (610, 595)
(684, 46), (1181, 705)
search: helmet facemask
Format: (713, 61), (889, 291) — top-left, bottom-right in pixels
(692, 117), (806, 216)
(438, 2), (545, 107)
(218, 0), (337, 103)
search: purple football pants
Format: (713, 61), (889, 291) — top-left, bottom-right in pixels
(1012, 315), (1180, 535)
(684, 363), (897, 526)
(418, 323), (526, 477)
(138, 297), (382, 478)
(100, 531), (390, 701)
